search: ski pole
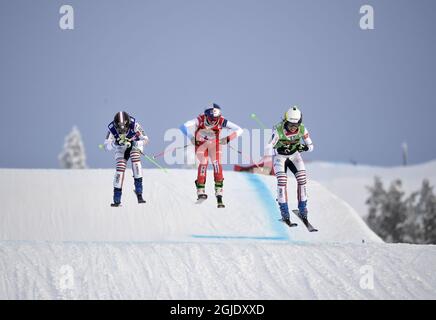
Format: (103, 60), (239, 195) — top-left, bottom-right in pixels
(153, 144), (189, 159)
(228, 144), (260, 169)
(142, 153), (169, 173)
(228, 144), (242, 154)
(250, 113), (267, 130)
(98, 143), (169, 173)
(137, 148), (169, 173)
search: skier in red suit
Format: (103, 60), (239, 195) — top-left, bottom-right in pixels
(180, 103), (243, 207)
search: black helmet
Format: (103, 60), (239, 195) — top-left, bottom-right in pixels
(114, 111), (131, 134)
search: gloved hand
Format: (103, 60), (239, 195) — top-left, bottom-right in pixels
(117, 135), (132, 148)
(219, 137), (230, 145)
(297, 144), (309, 152)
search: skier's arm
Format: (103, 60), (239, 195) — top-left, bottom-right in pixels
(269, 128), (280, 149)
(104, 131), (116, 151)
(222, 120), (243, 143)
(133, 122), (149, 144)
(301, 127), (314, 152)
(179, 118), (199, 143)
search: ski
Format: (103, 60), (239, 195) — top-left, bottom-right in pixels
(196, 194), (208, 204)
(292, 210), (318, 232)
(279, 218), (298, 228)
(110, 203), (121, 207)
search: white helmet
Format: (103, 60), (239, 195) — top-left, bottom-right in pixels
(284, 106), (302, 125)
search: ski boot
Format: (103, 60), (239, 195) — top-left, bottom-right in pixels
(134, 178), (146, 204)
(195, 180), (208, 202)
(279, 202), (297, 227)
(215, 181), (225, 208)
(111, 188), (122, 207)
(298, 200), (308, 220)
(136, 193), (146, 204)
(216, 196), (225, 208)
(293, 201), (318, 232)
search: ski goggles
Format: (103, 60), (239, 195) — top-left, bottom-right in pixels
(284, 121), (299, 130)
(115, 123), (129, 134)
(205, 107), (221, 123)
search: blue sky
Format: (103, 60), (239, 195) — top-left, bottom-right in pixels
(0, 0), (435, 168)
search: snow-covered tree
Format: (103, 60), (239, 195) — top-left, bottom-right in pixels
(382, 180), (408, 242)
(366, 177), (436, 244)
(366, 176), (387, 239)
(58, 126), (88, 169)
(416, 180), (436, 244)
(397, 190), (420, 243)
(366, 177), (408, 242)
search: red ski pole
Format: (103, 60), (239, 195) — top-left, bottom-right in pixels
(153, 144), (189, 159)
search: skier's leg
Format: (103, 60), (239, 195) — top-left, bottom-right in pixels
(286, 153), (308, 216)
(273, 154), (290, 219)
(195, 142), (208, 196)
(130, 149), (145, 203)
(113, 156), (127, 205)
(210, 140), (224, 197)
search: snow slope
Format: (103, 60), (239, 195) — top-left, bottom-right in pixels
(308, 160), (436, 218)
(0, 169), (435, 299)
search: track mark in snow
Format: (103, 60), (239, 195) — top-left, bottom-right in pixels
(190, 173), (291, 242)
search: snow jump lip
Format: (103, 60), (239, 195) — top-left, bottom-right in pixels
(0, 168), (380, 244)
(191, 235), (288, 241)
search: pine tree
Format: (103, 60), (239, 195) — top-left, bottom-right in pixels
(398, 190), (420, 244)
(366, 177), (436, 244)
(417, 180), (436, 244)
(382, 180), (408, 243)
(366, 176), (387, 239)
(366, 177), (408, 243)
(58, 126), (88, 169)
